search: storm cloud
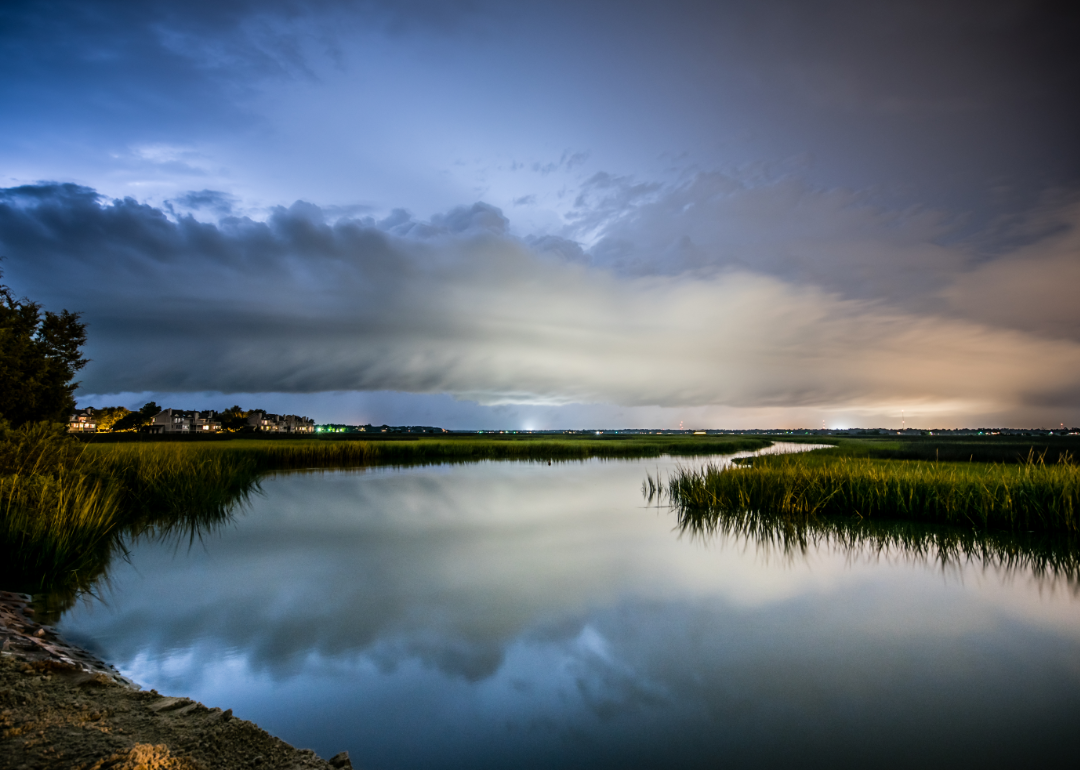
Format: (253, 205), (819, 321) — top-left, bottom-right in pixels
(3, 0), (1079, 426)
(3, 182), (1079, 423)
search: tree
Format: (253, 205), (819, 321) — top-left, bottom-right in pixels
(110, 402), (161, 433)
(95, 406), (131, 432)
(214, 405), (250, 432)
(0, 272), (88, 426)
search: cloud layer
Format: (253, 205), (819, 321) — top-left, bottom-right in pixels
(3, 182), (1079, 424)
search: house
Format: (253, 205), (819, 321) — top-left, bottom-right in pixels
(68, 407), (98, 432)
(246, 411), (316, 433)
(150, 409), (222, 434)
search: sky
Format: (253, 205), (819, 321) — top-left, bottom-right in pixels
(1, 0), (1079, 429)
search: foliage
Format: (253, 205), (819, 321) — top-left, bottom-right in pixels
(109, 402), (161, 432)
(214, 405), (250, 432)
(92, 406), (131, 432)
(0, 273), (87, 425)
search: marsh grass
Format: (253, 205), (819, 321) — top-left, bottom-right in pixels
(0, 423), (123, 594)
(648, 450), (1080, 585)
(4, 431), (770, 596)
(652, 452), (1080, 533)
(177, 434), (774, 465)
(0, 428), (263, 595)
(775, 435), (1080, 464)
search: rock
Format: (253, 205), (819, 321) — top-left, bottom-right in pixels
(148, 697), (192, 712)
(329, 750), (353, 769)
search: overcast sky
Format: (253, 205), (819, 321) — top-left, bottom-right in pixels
(2, 0), (1078, 428)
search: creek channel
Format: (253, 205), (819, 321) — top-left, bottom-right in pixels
(55, 443), (1080, 768)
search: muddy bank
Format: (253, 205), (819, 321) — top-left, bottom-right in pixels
(0, 592), (354, 770)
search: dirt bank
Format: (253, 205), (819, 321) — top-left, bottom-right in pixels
(0, 592), (353, 770)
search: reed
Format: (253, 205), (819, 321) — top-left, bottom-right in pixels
(653, 452), (1080, 533)
(176, 434), (771, 464)
(79, 435), (774, 485)
(0, 423), (124, 592)
(4, 431), (770, 594)
(0, 427), (263, 593)
(774, 435), (1080, 464)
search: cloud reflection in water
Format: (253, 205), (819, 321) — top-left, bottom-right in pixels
(59, 458), (1080, 768)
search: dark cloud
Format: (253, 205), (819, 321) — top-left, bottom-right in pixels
(3, 182), (1080, 425)
(430, 202), (509, 236)
(166, 190), (238, 217)
(565, 0), (1080, 218)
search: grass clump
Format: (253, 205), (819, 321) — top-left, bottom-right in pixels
(0, 422), (122, 592)
(0, 425), (263, 596)
(653, 452), (1080, 533)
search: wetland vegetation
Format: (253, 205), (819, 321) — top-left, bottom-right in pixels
(667, 485), (1080, 585)
(653, 452), (1080, 532)
(6, 421), (1080, 605)
(648, 435), (1080, 583)
(0, 427), (770, 598)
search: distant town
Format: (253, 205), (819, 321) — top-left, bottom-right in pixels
(68, 406), (315, 434)
(69, 406), (1078, 437)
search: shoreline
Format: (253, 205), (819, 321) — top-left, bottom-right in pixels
(0, 592), (136, 688)
(0, 592), (353, 770)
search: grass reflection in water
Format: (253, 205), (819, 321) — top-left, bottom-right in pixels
(2, 425), (770, 614)
(647, 454), (1080, 588)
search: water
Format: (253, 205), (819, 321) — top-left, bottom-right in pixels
(57, 448), (1080, 768)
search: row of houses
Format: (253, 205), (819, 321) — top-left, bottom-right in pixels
(68, 407), (315, 434)
(241, 411), (316, 434)
(150, 409), (221, 434)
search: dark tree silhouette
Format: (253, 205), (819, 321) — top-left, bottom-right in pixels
(0, 271), (88, 426)
(215, 405), (251, 432)
(109, 402), (161, 433)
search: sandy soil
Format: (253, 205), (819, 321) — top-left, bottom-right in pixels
(0, 592), (354, 770)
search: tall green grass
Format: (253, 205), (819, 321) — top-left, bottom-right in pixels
(648, 451), (1080, 585)
(652, 452), (1080, 533)
(0, 423), (123, 594)
(773, 434), (1080, 464)
(3, 431), (770, 596)
(1, 428), (263, 596)
(89, 434), (771, 467)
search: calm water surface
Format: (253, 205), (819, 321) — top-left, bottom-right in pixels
(58, 448), (1080, 768)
